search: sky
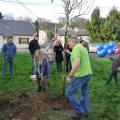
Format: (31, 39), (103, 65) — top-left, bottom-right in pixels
(0, 0), (120, 23)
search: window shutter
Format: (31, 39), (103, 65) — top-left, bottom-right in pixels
(27, 37), (29, 44)
(19, 37), (22, 44)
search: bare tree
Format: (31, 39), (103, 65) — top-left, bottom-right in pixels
(70, 17), (87, 29)
(61, 0), (95, 45)
(3, 14), (15, 20)
(16, 16), (33, 22)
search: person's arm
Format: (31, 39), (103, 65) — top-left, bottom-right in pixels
(39, 49), (44, 64)
(2, 44), (6, 57)
(66, 58), (80, 83)
(14, 45), (17, 56)
(54, 46), (57, 52)
(109, 56), (114, 61)
(60, 44), (63, 52)
(28, 41), (33, 54)
(65, 49), (71, 55)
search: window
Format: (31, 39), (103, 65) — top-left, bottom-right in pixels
(19, 37), (29, 44)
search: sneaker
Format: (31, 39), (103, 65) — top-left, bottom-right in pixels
(71, 113), (89, 120)
(82, 113), (89, 117)
(71, 113), (83, 120)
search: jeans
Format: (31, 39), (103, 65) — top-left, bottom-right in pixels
(56, 62), (62, 72)
(36, 71), (46, 90)
(2, 57), (14, 77)
(66, 74), (92, 114)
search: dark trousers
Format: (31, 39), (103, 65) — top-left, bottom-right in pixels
(31, 54), (34, 75)
(2, 57), (14, 77)
(56, 62), (62, 72)
(106, 70), (118, 86)
(66, 57), (72, 72)
(36, 72), (46, 90)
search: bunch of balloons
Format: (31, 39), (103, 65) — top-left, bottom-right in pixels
(96, 41), (119, 57)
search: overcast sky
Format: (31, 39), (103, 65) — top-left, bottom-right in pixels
(0, 0), (119, 23)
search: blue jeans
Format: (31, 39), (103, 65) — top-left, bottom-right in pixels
(66, 74), (92, 115)
(2, 57), (14, 77)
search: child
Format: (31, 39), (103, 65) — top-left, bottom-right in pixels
(46, 43), (54, 71)
(31, 49), (50, 92)
(105, 44), (120, 87)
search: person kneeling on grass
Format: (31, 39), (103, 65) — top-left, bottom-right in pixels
(31, 49), (51, 92)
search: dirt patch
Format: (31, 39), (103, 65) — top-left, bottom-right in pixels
(0, 91), (72, 120)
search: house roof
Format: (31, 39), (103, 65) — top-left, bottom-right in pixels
(0, 19), (36, 36)
(58, 28), (88, 36)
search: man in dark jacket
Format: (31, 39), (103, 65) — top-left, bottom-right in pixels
(29, 35), (40, 56)
(2, 36), (16, 77)
(29, 35), (43, 74)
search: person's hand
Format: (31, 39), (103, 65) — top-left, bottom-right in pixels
(118, 67), (120, 71)
(67, 50), (70, 53)
(5, 56), (8, 59)
(66, 76), (71, 83)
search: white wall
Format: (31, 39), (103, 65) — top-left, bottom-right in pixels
(14, 36), (33, 49)
(0, 35), (34, 49)
(0, 35), (3, 48)
(38, 30), (47, 45)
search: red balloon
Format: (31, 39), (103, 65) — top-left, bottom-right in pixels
(114, 49), (120, 54)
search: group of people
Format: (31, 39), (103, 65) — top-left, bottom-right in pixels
(2, 35), (120, 120)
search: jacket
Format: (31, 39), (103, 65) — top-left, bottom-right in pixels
(29, 39), (40, 55)
(2, 42), (16, 58)
(109, 54), (120, 71)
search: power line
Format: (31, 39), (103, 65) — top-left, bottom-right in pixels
(0, 0), (59, 6)
(15, 0), (38, 18)
(1, 0), (120, 9)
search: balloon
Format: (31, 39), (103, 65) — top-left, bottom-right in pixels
(103, 44), (110, 50)
(114, 49), (120, 54)
(98, 49), (107, 57)
(96, 44), (104, 51)
(107, 49), (114, 55)
(109, 41), (116, 49)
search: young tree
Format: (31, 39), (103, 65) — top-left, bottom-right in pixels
(62, 0), (95, 46)
(34, 20), (39, 36)
(52, 0), (95, 45)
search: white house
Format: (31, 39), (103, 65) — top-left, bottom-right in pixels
(0, 19), (36, 49)
(58, 27), (89, 45)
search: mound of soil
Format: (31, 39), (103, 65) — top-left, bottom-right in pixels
(0, 91), (72, 120)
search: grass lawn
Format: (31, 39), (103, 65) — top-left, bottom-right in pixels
(0, 53), (120, 120)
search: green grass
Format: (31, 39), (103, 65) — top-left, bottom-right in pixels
(0, 54), (120, 119)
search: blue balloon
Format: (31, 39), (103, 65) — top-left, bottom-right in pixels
(107, 49), (114, 55)
(98, 49), (107, 57)
(96, 44), (104, 51)
(109, 41), (116, 49)
(103, 44), (110, 50)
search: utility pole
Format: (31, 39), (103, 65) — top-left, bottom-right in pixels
(55, 23), (57, 37)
